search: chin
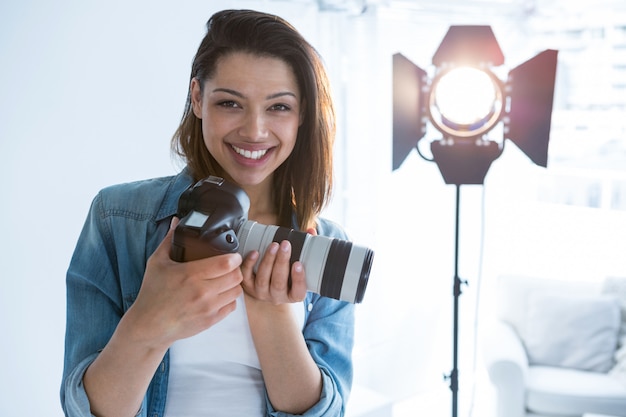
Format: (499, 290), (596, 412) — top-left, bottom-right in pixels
(228, 172), (273, 189)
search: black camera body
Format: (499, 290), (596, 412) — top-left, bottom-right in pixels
(170, 176), (373, 303)
(170, 176), (248, 262)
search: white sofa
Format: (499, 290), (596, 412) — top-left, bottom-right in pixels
(482, 274), (626, 417)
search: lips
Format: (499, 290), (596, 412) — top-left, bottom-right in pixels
(231, 144), (270, 160)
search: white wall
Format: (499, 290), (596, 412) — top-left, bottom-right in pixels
(0, 1), (320, 415)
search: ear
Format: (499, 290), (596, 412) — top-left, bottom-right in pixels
(190, 78), (203, 119)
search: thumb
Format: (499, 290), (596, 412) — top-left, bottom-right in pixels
(153, 216), (180, 260)
(169, 216), (180, 231)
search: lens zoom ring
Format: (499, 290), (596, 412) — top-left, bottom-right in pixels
(320, 240), (351, 300)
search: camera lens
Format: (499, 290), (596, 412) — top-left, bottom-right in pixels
(321, 241), (373, 304)
(237, 221), (373, 303)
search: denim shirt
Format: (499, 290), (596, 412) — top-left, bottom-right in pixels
(61, 170), (355, 417)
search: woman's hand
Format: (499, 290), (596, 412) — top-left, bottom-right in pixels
(122, 217), (245, 350)
(84, 217), (245, 417)
(240, 228), (317, 304)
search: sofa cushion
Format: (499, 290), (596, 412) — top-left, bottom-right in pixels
(525, 292), (620, 372)
(496, 275), (600, 338)
(603, 277), (626, 387)
(602, 277), (626, 346)
(526, 366), (626, 416)
(612, 346), (626, 388)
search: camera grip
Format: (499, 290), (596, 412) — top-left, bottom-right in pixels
(170, 224), (240, 262)
(170, 242), (186, 262)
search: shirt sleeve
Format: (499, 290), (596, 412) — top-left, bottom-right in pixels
(266, 295), (355, 417)
(60, 192), (127, 417)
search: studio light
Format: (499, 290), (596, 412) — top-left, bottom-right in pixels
(393, 25), (558, 183)
(392, 25), (558, 417)
(430, 66), (503, 135)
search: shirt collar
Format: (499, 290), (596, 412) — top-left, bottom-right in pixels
(155, 167), (194, 223)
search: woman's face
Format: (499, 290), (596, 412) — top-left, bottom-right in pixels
(191, 52), (302, 192)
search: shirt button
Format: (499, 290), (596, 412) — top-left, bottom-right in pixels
(307, 303), (313, 312)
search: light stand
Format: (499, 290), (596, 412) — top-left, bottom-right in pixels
(448, 183), (463, 417)
(392, 26), (558, 417)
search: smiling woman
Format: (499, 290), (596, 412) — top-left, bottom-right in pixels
(189, 52), (302, 202)
(61, 9), (354, 417)
(172, 9), (335, 233)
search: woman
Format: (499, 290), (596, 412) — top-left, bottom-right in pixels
(61, 9), (354, 417)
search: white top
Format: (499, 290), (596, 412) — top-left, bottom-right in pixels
(164, 295), (305, 416)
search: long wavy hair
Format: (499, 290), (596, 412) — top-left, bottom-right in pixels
(171, 9), (335, 230)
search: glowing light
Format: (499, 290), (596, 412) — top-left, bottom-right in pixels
(430, 67), (502, 135)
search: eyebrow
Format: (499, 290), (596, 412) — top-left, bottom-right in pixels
(212, 88), (297, 100)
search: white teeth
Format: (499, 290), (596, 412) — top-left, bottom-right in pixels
(232, 145), (268, 160)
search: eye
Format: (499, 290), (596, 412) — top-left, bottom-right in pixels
(216, 100), (240, 109)
(269, 103), (292, 112)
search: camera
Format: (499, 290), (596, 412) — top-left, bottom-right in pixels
(170, 176), (374, 303)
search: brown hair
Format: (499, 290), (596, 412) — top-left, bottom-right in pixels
(171, 9), (335, 230)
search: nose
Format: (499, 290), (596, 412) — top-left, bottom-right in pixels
(238, 110), (269, 141)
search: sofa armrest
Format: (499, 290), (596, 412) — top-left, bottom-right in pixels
(482, 320), (529, 417)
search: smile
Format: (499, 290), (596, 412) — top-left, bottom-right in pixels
(231, 145), (269, 160)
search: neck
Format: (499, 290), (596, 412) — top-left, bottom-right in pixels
(244, 181), (277, 225)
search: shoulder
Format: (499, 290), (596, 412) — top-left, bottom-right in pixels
(316, 217), (349, 240)
(94, 171), (193, 221)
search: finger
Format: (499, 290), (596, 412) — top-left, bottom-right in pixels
(207, 265), (244, 295)
(213, 299), (238, 323)
(164, 216), (180, 253)
(306, 227), (317, 236)
(269, 240), (292, 294)
(254, 242), (280, 290)
(191, 252), (243, 281)
(289, 261), (307, 302)
(240, 250), (259, 288)
(149, 216), (180, 262)
(197, 285), (243, 330)
(217, 284), (244, 309)
(241, 250), (259, 276)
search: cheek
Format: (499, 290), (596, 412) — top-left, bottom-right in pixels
(279, 121), (300, 150)
(200, 121), (221, 155)
(201, 115), (226, 143)
(277, 133), (298, 162)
